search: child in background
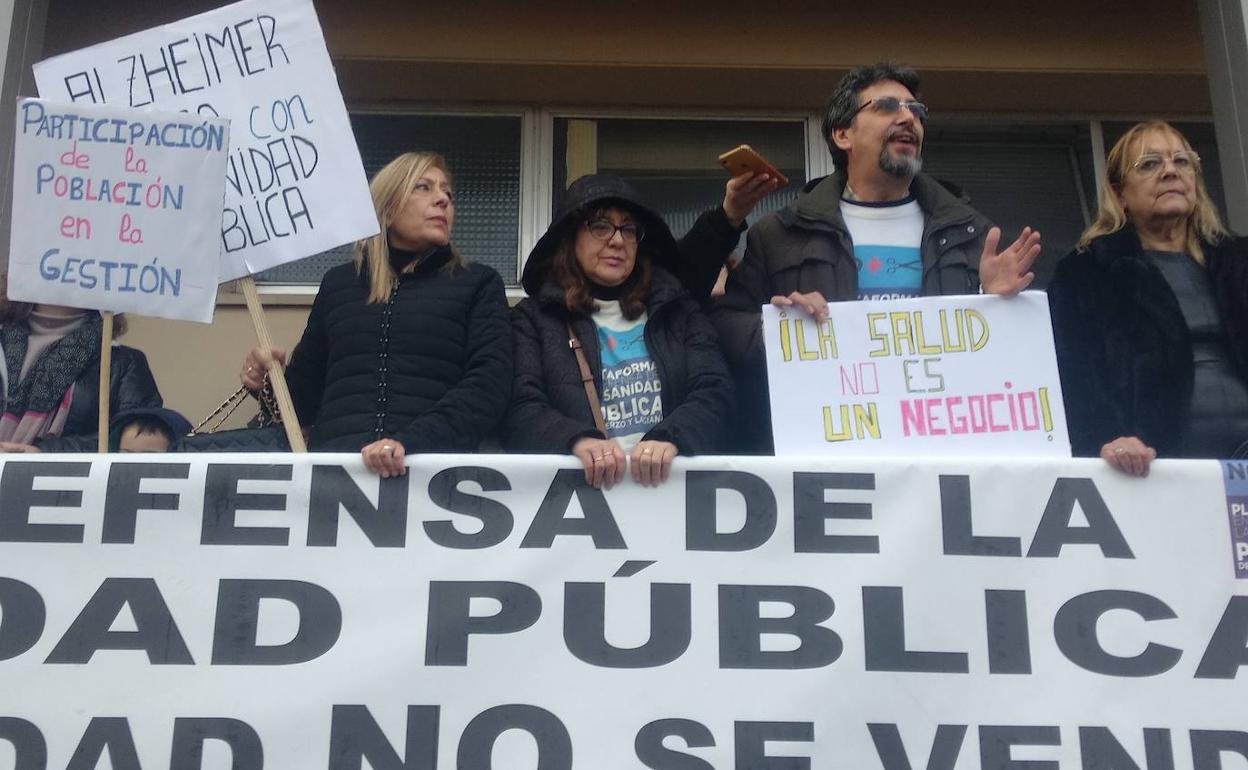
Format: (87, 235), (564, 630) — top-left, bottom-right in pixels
(111, 407), (191, 453)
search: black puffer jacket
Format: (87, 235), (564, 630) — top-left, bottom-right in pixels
(57, 346), (162, 438)
(1048, 227), (1248, 457)
(503, 267), (734, 454)
(284, 247), (513, 452)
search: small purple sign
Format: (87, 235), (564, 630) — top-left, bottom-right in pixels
(1222, 461), (1248, 579)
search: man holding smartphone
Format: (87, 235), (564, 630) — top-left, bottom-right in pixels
(712, 62), (1042, 454)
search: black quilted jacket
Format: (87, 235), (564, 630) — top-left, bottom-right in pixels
(284, 248), (513, 452)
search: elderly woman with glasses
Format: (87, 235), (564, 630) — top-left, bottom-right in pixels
(502, 174), (735, 488)
(1048, 121), (1248, 475)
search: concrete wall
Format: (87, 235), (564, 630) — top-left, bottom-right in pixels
(43, 0), (1210, 114)
(124, 298), (312, 430)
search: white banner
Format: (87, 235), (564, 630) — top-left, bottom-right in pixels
(764, 293), (1072, 458)
(7, 98), (228, 323)
(0, 454), (1244, 769)
(33, 0), (378, 282)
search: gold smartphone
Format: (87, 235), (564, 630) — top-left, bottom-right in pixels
(718, 144), (789, 187)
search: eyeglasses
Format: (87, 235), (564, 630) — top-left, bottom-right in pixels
(585, 219), (645, 244)
(850, 96), (929, 124)
(1129, 150), (1201, 178)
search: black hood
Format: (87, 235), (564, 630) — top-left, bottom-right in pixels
(521, 174), (679, 295)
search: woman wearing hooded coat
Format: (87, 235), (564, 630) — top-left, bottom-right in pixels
(502, 174), (735, 488)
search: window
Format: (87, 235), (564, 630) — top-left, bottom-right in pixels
(254, 111), (1216, 294)
(921, 122), (1096, 288)
(256, 112), (523, 285)
(551, 117), (808, 251)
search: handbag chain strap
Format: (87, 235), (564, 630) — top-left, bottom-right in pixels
(192, 375), (281, 434)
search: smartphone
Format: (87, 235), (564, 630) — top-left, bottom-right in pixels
(718, 145), (789, 187)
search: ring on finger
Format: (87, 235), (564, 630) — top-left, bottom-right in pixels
(1113, 446), (1126, 455)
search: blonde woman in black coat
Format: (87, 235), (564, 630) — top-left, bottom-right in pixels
(241, 152), (513, 476)
(1049, 122), (1248, 476)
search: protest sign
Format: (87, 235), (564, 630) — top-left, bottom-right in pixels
(6, 98), (228, 323)
(33, 0), (378, 282)
(0, 453), (1244, 769)
(764, 293), (1071, 457)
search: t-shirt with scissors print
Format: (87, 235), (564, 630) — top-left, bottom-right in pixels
(840, 196), (924, 300)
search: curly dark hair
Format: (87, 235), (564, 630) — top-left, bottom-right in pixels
(820, 62), (921, 171)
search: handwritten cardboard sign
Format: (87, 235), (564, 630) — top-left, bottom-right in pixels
(763, 293), (1071, 457)
(7, 98), (228, 323)
(33, 0), (378, 282)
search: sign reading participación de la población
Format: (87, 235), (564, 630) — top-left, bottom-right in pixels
(32, 0), (378, 282)
(7, 98), (228, 323)
(764, 292), (1071, 457)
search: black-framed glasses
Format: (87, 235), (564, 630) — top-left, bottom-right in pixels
(850, 96), (929, 124)
(585, 219), (645, 244)
(1130, 150), (1201, 178)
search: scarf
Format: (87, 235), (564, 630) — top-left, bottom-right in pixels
(0, 312), (103, 443)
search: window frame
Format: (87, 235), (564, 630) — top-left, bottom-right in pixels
(248, 102), (533, 297)
(241, 106), (1218, 301)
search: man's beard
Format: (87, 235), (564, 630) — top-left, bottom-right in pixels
(879, 147), (922, 178)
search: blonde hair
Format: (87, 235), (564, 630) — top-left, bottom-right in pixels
(354, 152), (462, 303)
(1078, 121), (1227, 264)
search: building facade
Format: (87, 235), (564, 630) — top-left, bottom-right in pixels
(3, 0), (1247, 427)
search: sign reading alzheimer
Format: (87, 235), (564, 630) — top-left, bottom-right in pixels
(0, 454), (1245, 769)
(7, 99), (228, 322)
(765, 293), (1071, 456)
(32, 0), (378, 281)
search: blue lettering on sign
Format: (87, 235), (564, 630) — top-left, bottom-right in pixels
(37, 248), (182, 297)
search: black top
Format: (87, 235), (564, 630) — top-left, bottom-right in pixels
(1048, 228), (1248, 458)
(1148, 250), (1248, 458)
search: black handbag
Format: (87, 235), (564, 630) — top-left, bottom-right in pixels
(179, 379), (291, 452)
(177, 425), (291, 452)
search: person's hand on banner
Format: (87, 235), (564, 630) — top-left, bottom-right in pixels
(979, 226), (1041, 296)
(240, 346), (288, 391)
(572, 437), (627, 489)
(1101, 436), (1157, 477)
(361, 438), (407, 478)
(631, 440), (678, 487)
(771, 291), (829, 321)
(0, 442), (40, 453)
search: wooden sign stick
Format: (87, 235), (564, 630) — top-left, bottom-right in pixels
(237, 276), (308, 452)
(96, 311), (113, 453)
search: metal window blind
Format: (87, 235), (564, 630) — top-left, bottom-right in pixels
(256, 113), (522, 285)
